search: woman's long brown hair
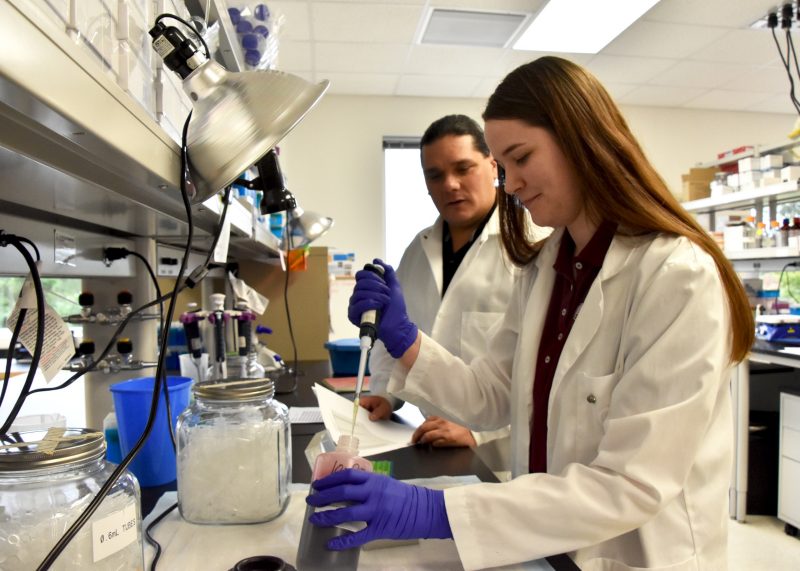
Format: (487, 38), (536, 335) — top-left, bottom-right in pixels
(483, 56), (753, 364)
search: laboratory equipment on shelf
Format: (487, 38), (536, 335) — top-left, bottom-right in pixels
(296, 435), (372, 571)
(148, 14), (328, 203)
(64, 290), (159, 325)
(176, 378), (291, 524)
(0, 428), (143, 570)
(207, 292), (229, 380)
(63, 338), (157, 374)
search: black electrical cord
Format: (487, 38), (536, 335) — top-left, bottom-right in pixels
(155, 12), (211, 59)
(0, 307), (26, 410)
(144, 501), (179, 571)
(771, 26), (800, 115)
(35, 111), (196, 571)
(275, 210), (299, 395)
(15, 236), (41, 261)
(126, 250), (165, 331)
(0, 235), (46, 435)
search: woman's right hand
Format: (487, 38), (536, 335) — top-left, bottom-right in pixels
(358, 395), (393, 421)
(347, 259), (418, 358)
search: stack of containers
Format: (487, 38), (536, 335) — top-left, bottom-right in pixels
(733, 154), (784, 192)
(117, 0), (156, 117)
(35, 0), (157, 120)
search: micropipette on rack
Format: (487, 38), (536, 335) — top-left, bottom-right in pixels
(351, 263), (386, 437)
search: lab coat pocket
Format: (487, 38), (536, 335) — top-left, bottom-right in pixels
(460, 311), (502, 362)
(575, 371), (619, 462)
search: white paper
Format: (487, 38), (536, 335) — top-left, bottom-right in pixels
(6, 271), (75, 382)
(213, 216), (231, 263)
(91, 502), (138, 562)
(780, 346), (800, 356)
(312, 384), (417, 455)
(289, 407), (323, 424)
(227, 272), (269, 314)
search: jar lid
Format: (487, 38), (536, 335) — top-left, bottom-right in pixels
(193, 378), (274, 401)
(0, 428), (106, 471)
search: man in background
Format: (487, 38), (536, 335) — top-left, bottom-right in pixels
(360, 114), (549, 472)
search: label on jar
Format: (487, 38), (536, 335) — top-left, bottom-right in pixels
(91, 502), (138, 562)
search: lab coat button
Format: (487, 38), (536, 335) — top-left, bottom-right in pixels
(586, 394), (597, 404)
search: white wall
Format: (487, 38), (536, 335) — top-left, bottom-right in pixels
(279, 94), (796, 267)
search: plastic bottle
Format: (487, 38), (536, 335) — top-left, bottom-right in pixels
(755, 221), (767, 248)
(296, 435), (373, 571)
(744, 215), (757, 248)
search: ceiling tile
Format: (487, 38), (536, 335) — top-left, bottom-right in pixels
(322, 72), (399, 95)
(472, 76), (505, 98)
(602, 83), (639, 101)
(276, 41), (313, 71)
(310, 3), (424, 43)
(405, 45), (506, 76)
(268, 1), (312, 41)
(744, 92), (800, 114)
(689, 29), (782, 65)
(603, 21), (727, 59)
(649, 60), (745, 89)
(431, 0), (542, 12)
(719, 64), (797, 93)
(315, 43), (409, 73)
(586, 55), (676, 84)
(619, 84), (708, 107)
(395, 74), (483, 97)
(643, 0), (776, 28)
(682, 89), (774, 111)
(498, 51), (593, 75)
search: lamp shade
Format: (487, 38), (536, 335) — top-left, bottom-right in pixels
(282, 207), (334, 249)
(181, 60), (329, 203)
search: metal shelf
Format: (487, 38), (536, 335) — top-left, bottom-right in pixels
(0, 0), (279, 259)
(697, 140), (800, 169)
(682, 181), (800, 213)
(725, 246), (800, 260)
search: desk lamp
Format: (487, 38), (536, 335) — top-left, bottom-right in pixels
(149, 15), (329, 203)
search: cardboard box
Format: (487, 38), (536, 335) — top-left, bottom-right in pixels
(681, 167), (717, 201)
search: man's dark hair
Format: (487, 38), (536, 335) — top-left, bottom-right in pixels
(420, 114), (491, 157)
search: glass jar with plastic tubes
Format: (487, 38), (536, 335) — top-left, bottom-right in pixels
(175, 377), (291, 524)
(0, 428), (143, 570)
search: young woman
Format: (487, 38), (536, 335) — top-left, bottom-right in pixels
(306, 56), (753, 571)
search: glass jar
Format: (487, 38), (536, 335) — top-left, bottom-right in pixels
(0, 428), (143, 570)
(176, 377), (291, 524)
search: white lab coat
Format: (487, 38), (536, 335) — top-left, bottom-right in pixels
(388, 228), (733, 571)
(370, 210), (546, 468)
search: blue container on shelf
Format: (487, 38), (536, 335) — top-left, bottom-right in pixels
(324, 339), (369, 377)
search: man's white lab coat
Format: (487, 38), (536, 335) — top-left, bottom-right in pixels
(371, 210), (546, 467)
(389, 228), (733, 571)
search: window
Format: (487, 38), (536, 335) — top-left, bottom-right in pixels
(383, 138), (439, 267)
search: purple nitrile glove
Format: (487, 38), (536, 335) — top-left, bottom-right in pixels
(306, 469), (452, 550)
(347, 259), (418, 358)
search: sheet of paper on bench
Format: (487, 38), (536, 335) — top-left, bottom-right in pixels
(312, 383), (417, 456)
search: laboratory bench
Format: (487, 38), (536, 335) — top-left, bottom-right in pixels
(731, 340), (800, 525)
(140, 360), (580, 571)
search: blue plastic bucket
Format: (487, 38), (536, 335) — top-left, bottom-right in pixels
(110, 376), (192, 486)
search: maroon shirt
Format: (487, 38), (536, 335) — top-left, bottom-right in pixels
(529, 222), (617, 473)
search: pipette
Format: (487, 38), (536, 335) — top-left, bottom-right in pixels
(351, 263), (386, 437)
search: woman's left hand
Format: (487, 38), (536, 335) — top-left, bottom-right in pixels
(412, 416), (476, 447)
(306, 469), (452, 549)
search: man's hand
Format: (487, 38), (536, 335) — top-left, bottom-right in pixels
(412, 416), (476, 447)
(359, 395), (393, 421)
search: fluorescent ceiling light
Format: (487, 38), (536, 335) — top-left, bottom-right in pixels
(513, 0), (661, 53)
